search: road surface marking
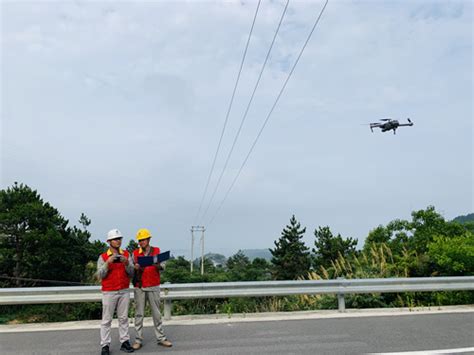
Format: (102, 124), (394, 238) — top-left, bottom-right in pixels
(369, 347), (474, 354)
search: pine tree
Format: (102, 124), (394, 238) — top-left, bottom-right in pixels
(0, 182), (102, 286)
(126, 239), (139, 254)
(312, 226), (357, 269)
(226, 250), (251, 281)
(270, 215), (311, 280)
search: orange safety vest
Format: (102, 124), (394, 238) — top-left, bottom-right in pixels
(100, 250), (130, 291)
(133, 246), (161, 288)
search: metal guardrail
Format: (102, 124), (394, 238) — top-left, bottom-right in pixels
(1, 277), (473, 320)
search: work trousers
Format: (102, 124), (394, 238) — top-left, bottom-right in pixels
(100, 289), (131, 347)
(134, 287), (166, 344)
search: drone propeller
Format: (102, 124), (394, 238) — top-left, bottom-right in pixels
(380, 118), (391, 121)
(407, 118), (412, 123)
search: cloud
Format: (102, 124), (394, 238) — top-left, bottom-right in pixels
(1, 0), (472, 253)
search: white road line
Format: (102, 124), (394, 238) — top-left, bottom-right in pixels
(369, 347), (474, 354)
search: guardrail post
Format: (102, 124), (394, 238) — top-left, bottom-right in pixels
(164, 299), (172, 320)
(163, 282), (172, 320)
(337, 277), (346, 313)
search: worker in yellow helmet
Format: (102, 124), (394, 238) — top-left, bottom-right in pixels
(131, 228), (172, 350)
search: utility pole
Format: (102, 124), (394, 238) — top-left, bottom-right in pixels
(190, 227), (195, 273)
(200, 227), (205, 275)
(190, 226), (205, 274)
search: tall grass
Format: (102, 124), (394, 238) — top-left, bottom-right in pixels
(298, 243), (474, 309)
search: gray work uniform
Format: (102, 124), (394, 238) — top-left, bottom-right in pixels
(130, 249), (167, 344)
(97, 251), (134, 348)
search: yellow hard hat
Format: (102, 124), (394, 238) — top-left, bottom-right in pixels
(136, 228), (152, 241)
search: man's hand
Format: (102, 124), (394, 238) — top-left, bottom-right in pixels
(120, 255), (129, 265)
(106, 255), (117, 264)
(134, 263), (140, 271)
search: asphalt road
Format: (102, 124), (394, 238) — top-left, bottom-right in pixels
(0, 313), (473, 355)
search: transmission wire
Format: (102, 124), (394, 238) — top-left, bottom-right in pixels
(208, 0), (329, 226)
(200, 0), (290, 223)
(194, 0), (262, 224)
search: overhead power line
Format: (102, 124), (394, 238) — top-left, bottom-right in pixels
(200, 0), (290, 223)
(194, 0), (262, 225)
(207, 0), (330, 226)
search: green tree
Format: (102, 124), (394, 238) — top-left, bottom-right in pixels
(368, 207), (464, 255)
(428, 232), (474, 276)
(312, 226), (357, 270)
(459, 221), (474, 235)
(0, 183), (101, 286)
(161, 256), (228, 283)
(363, 206), (469, 277)
(409, 206), (450, 253)
(79, 213), (91, 230)
(126, 239), (139, 254)
(161, 256), (193, 283)
(270, 215), (311, 280)
(247, 257), (271, 281)
(226, 250), (251, 281)
(364, 219), (411, 256)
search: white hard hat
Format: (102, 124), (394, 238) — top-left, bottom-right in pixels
(106, 228), (123, 241)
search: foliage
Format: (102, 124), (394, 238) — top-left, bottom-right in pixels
(312, 226), (357, 270)
(0, 303), (102, 324)
(410, 206), (465, 253)
(0, 183), (102, 287)
(126, 239), (139, 254)
(226, 250), (251, 280)
(161, 256), (200, 283)
(226, 251), (271, 281)
(247, 258), (272, 281)
(270, 215), (311, 280)
(299, 242), (474, 310)
(363, 206), (471, 277)
(1, 185), (472, 323)
(161, 252), (271, 285)
(428, 232), (474, 276)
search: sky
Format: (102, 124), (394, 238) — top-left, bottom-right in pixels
(1, 0), (472, 257)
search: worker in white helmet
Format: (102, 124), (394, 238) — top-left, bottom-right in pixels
(97, 229), (135, 355)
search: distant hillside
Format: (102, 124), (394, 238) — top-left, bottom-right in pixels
(186, 250), (273, 265)
(192, 253), (227, 267)
(453, 213), (474, 224)
(241, 249), (272, 261)
(207, 253), (227, 266)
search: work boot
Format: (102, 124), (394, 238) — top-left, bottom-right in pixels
(101, 345), (110, 355)
(120, 340), (134, 353)
(132, 342), (142, 350)
(158, 339), (173, 347)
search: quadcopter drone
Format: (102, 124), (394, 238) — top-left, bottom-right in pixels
(369, 118), (413, 135)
